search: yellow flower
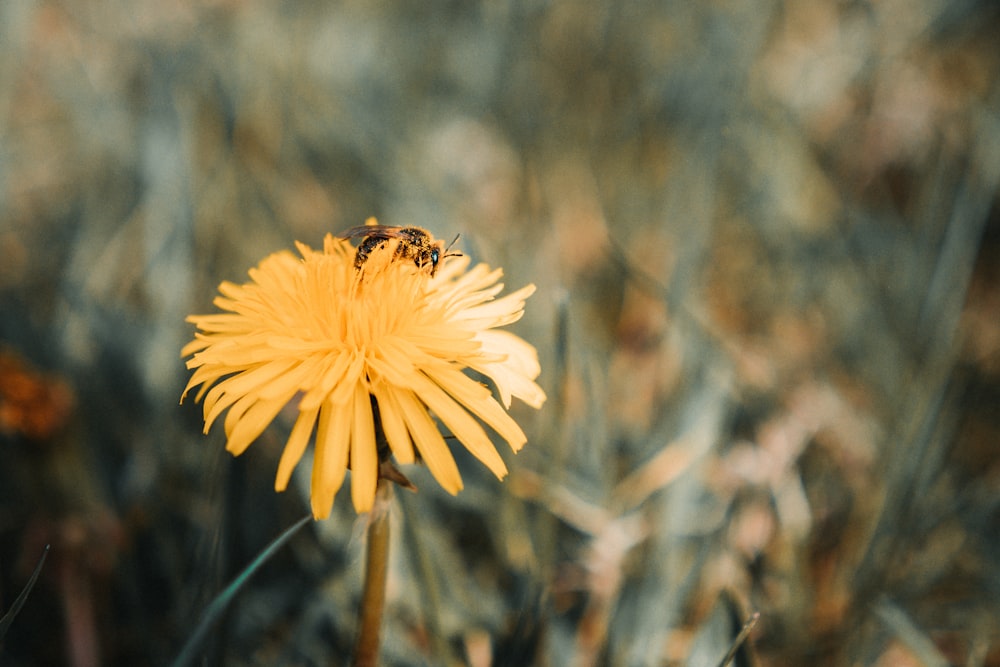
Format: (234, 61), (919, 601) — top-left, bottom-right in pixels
(181, 229), (545, 519)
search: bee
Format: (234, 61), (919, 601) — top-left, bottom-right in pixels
(338, 222), (459, 277)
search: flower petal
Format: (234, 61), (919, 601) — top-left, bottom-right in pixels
(455, 284), (536, 329)
(350, 384), (378, 513)
(311, 399), (351, 519)
(396, 389), (463, 494)
(256, 356), (325, 400)
(299, 352), (351, 411)
(427, 367), (528, 451)
(410, 373), (507, 479)
(225, 396), (289, 456)
(275, 406), (319, 491)
(202, 359), (298, 431)
(371, 382), (414, 464)
(471, 330), (546, 408)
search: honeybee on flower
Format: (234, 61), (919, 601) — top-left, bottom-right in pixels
(181, 220), (545, 519)
(337, 222), (460, 276)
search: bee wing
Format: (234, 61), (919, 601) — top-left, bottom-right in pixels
(336, 224), (403, 240)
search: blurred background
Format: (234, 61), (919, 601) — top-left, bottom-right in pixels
(2, 1), (999, 665)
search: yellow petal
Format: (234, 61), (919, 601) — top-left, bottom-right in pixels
(300, 352), (351, 411)
(225, 396), (288, 456)
(455, 284), (535, 328)
(410, 373), (507, 479)
(429, 367), (527, 451)
(371, 382), (414, 464)
(441, 263), (501, 299)
(256, 357), (323, 400)
(222, 392), (257, 437)
(350, 385), (378, 513)
(396, 389), (463, 494)
(470, 331), (546, 408)
(275, 406), (319, 491)
(180, 363), (230, 404)
(202, 359), (297, 430)
(186, 314), (251, 334)
(180, 336), (211, 359)
(329, 353), (365, 405)
(311, 400), (351, 519)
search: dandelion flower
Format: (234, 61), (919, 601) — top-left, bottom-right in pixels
(181, 227), (545, 519)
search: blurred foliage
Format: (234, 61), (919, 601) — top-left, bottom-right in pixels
(2, 1), (999, 666)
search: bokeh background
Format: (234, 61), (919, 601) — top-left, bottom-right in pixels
(2, 1), (999, 666)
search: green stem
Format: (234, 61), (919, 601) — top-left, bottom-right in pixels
(352, 479), (392, 667)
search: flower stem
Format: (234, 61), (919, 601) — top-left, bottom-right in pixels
(352, 479), (392, 667)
